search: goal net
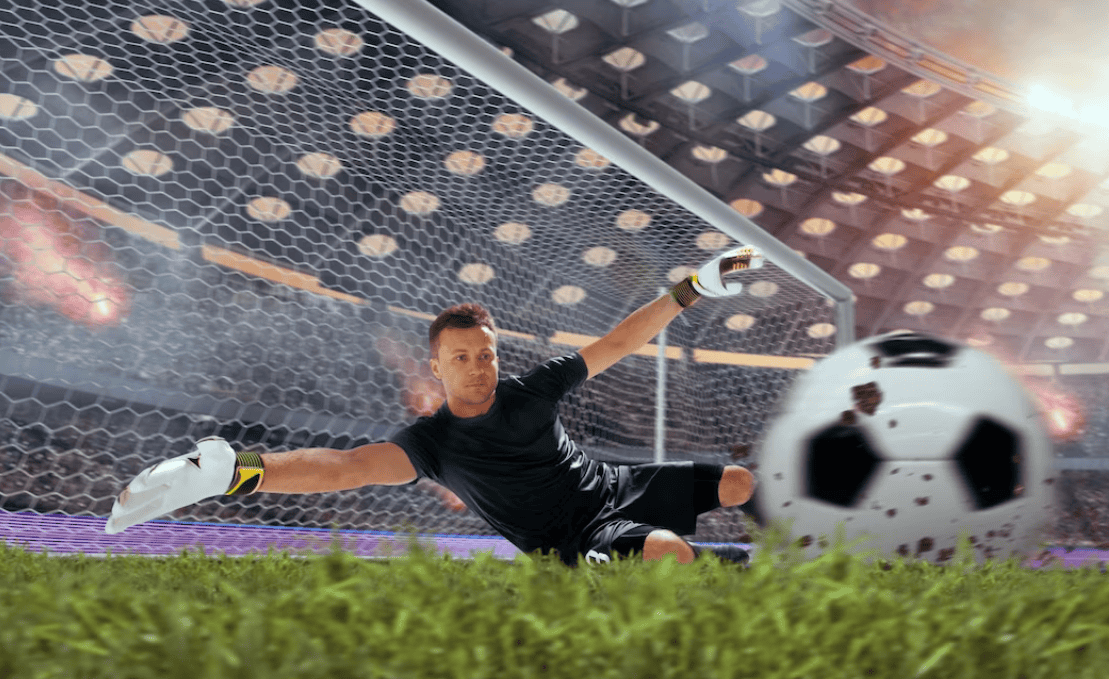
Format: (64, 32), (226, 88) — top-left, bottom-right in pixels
(0, 0), (851, 545)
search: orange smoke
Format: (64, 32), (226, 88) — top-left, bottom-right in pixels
(375, 335), (445, 417)
(0, 186), (130, 326)
(404, 374), (445, 417)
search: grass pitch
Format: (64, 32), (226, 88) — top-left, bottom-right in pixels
(1, 527), (1106, 679)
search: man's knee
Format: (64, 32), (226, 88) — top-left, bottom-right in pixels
(720, 465), (756, 507)
(642, 529), (695, 564)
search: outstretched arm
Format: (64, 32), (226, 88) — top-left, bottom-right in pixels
(106, 439), (417, 533)
(578, 245), (764, 380)
(578, 292), (683, 380)
(257, 442), (416, 493)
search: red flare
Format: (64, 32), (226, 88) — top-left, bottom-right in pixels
(1026, 378), (1087, 443)
(0, 187), (131, 328)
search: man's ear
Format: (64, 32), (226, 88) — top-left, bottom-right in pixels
(429, 357), (441, 381)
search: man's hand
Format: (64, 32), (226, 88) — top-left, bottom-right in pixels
(105, 437), (238, 534)
(671, 245), (765, 307)
(580, 244), (766, 379)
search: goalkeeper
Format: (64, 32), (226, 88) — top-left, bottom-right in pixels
(107, 247), (761, 566)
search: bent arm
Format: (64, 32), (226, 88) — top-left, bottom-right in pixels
(257, 441), (417, 493)
(577, 292), (683, 380)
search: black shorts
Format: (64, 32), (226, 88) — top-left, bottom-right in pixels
(562, 461), (704, 565)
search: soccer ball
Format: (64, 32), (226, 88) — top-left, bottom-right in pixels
(754, 331), (1057, 566)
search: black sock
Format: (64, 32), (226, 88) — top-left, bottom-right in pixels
(689, 542), (750, 565)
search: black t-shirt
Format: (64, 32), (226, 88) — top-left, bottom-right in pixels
(390, 352), (616, 555)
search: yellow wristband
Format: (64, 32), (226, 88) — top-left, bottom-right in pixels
(226, 452), (265, 495)
(670, 276), (701, 308)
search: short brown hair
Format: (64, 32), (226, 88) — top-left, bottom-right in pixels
(429, 303), (497, 356)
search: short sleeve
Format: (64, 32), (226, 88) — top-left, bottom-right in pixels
(515, 352), (589, 403)
(389, 420), (440, 481)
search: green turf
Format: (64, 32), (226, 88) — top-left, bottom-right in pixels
(1, 525), (1106, 679)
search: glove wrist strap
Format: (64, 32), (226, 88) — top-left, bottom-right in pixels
(226, 451), (265, 495)
(670, 276), (701, 308)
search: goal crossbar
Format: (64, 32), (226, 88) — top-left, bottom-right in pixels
(355, 0), (857, 347)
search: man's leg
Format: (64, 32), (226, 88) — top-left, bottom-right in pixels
(642, 529), (696, 563)
(596, 463), (756, 566)
(693, 463), (755, 512)
(642, 529), (750, 566)
(718, 465), (756, 507)
(689, 464), (754, 565)
(598, 521), (750, 566)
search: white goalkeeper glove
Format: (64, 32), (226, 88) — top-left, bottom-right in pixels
(670, 245), (765, 307)
(104, 436), (265, 534)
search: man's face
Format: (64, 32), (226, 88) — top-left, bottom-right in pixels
(430, 325), (499, 417)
